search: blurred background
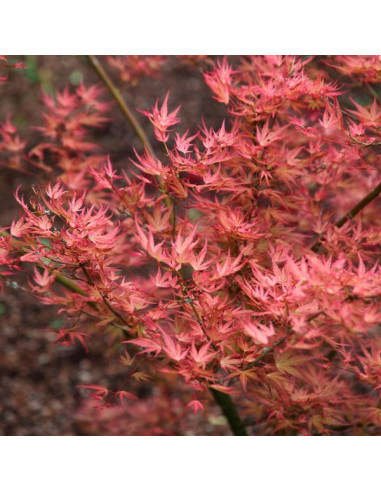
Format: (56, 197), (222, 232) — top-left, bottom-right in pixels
(0, 55), (230, 435)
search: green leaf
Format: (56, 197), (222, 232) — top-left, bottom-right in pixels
(275, 352), (310, 377)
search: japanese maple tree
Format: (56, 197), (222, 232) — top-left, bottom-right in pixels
(1, 55), (380, 435)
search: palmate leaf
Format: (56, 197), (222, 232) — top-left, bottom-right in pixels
(132, 371), (151, 383)
(274, 352), (311, 377)
(264, 372), (290, 401)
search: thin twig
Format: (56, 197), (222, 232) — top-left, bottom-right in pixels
(87, 55), (155, 156)
(311, 181), (381, 253)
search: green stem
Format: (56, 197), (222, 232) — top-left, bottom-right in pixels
(55, 272), (87, 295)
(86, 55), (155, 156)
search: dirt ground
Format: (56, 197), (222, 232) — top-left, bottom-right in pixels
(0, 55), (230, 435)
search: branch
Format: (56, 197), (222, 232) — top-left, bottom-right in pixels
(210, 388), (248, 436)
(311, 180), (381, 253)
(55, 272), (87, 295)
(87, 55), (155, 156)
